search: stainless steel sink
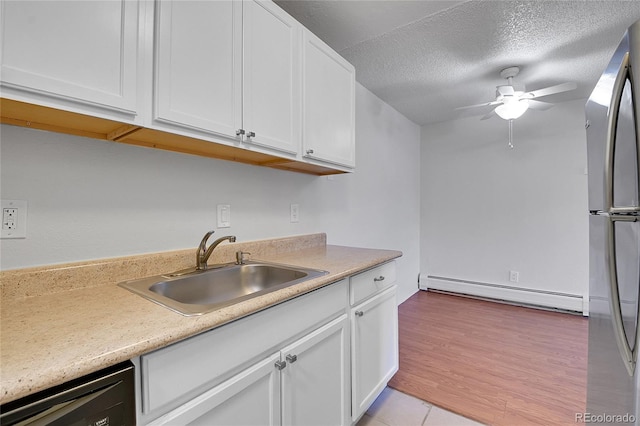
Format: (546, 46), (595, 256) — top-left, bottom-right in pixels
(118, 261), (328, 316)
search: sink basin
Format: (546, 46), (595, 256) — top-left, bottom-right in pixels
(118, 261), (328, 316)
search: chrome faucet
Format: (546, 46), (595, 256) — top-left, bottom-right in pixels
(196, 231), (236, 271)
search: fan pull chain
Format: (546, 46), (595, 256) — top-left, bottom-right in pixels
(508, 119), (514, 149)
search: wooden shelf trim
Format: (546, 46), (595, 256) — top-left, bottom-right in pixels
(0, 98), (347, 176)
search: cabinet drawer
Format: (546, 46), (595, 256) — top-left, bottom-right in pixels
(350, 261), (396, 305)
(140, 279), (347, 421)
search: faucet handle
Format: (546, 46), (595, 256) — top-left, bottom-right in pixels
(236, 251), (251, 265)
(199, 230), (215, 247)
(196, 230), (216, 270)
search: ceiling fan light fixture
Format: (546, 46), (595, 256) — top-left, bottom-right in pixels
(495, 98), (529, 120)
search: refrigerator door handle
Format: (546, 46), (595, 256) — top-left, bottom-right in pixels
(604, 51), (631, 213)
(611, 215), (639, 222)
(606, 215), (637, 376)
(611, 206), (640, 213)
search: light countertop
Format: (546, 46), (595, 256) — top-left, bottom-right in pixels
(0, 235), (401, 404)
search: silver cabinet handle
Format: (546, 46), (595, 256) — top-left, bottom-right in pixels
(373, 276), (385, 282)
(274, 360), (287, 370)
(247, 131), (255, 138)
(286, 354), (297, 363)
(236, 129), (245, 136)
(355, 311), (364, 317)
(306, 149), (314, 154)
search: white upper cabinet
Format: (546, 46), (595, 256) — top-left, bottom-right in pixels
(153, 0), (300, 155)
(0, 0), (142, 120)
(302, 29), (356, 168)
(242, 0), (300, 154)
(0, 0), (356, 174)
(153, 0), (242, 138)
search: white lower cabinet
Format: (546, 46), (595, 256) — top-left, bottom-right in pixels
(281, 315), (349, 426)
(135, 262), (399, 426)
(350, 265), (399, 422)
(136, 280), (350, 425)
(147, 314), (348, 426)
(148, 353), (282, 426)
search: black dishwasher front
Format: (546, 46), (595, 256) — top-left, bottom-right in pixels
(0, 361), (135, 426)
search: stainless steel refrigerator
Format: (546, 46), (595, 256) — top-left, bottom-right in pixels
(586, 19), (640, 425)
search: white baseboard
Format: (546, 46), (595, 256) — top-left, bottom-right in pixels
(420, 275), (587, 315)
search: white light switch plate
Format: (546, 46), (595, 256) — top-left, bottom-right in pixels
(1, 199), (27, 239)
(290, 204), (299, 223)
(217, 204), (231, 228)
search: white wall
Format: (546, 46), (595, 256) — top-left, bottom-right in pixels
(420, 99), (589, 309)
(0, 84), (421, 303)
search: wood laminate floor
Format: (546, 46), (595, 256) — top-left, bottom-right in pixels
(388, 291), (588, 426)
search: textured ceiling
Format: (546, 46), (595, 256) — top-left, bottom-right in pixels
(276, 0), (640, 125)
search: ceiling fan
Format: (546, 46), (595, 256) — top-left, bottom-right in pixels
(458, 66), (577, 121)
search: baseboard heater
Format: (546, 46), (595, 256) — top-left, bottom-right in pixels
(420, 275), (587, 315)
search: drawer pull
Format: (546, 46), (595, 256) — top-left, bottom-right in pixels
(373, 276), (385, 282)
(355, 311), (364, 317)
(275, 360), (287, 370)
(286, 354), (297, 363)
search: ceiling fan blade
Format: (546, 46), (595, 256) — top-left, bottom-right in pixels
(480, 108), (497, 120)
(525, 82), (577, 99)
(497, 85), (514, 96)
(455, 100), (501, 111)
(527, 99), (554, 111)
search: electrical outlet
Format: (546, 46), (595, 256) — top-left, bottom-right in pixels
(1, 200), (27, 239)
(509, 270), (519, 283)
(290, 204), (299, 223)
(3, 209), (17, 230)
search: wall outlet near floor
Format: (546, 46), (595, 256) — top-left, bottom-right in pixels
(1, 199), (27, 239)
(290, 204), (299, 223)
(509, 270), (519, 283)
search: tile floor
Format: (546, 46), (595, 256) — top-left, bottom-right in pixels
(357, 387), (486, 426)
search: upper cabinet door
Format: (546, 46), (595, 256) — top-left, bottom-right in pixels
(302, 30), (355, 168)
(154, 0), (242, 138)
(242, 0), (300, 155)
(0, 0), (140, 116)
